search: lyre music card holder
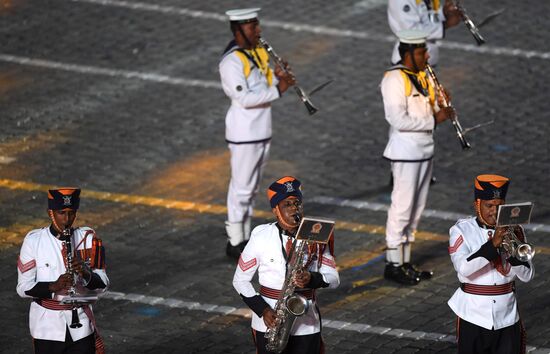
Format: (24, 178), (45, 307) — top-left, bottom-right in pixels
(295, 217), (335, 244)
(496, 202), (534, 227)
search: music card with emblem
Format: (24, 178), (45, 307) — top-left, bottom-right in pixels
(295, 217), (335, 244)
(496, 202), (534, 227)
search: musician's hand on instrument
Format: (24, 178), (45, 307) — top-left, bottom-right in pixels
(49, 273), (73, 293)
(276, 72), (296, 94)
(492, 227), (506, 248)
(443, 0), (461, 28)
(262, 308), (278, 328)
(275, 62), (296, 88)
(71, 258), (92, 281)
(293, 271), (311, 288)
(434, 107), (455, 124)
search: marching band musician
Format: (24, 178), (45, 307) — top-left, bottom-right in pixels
(16, 188), (109, 354)
(381, 29), (454, 285)
(448, 175), (534, 353)
(388, 0), (461, 66)
(233, 176), (340, 354)
(220, 8), (296, 258)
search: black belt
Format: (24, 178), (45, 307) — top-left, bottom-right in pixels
(398, 130), (433, 134)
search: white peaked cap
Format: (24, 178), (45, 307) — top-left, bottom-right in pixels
(225, 8), (261, 22)
(397, 29), (429, 44)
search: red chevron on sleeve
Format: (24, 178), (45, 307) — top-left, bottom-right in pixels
(238, 256), (257, 272)
(448, 235), (464, 254)
(321, 256), (336, 268)
(17, 257), (36, 273)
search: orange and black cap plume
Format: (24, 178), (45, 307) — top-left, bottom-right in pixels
(474, 174), (509, 201)
(48, 188), (81, 211)
(267, 176), (302, 209)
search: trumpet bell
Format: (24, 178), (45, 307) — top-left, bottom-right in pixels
(516, 243), (535, 262)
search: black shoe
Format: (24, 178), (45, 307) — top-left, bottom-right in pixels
(226, 242), (242, 259)
(384, 264), (420, 285)
(403, 263), (433, 280)
(430, 176), (437, 185)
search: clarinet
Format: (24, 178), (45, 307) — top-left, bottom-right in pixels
(453, 0), (486, 45)
(62, 228), (83, 329)
(425, 64), (471, 150)
(258, 37), (318, 115)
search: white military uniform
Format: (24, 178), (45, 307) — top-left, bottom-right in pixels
(448, 217), (535, 330)
(233, 223), (340, 335)
(388, 0), (446, 65)
(17, 226), (109, 342)
(220, 43), (281, 245)
(381, 66), (438, 249)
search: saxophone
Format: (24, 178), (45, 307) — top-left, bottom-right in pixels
(265, 216), (310, 353)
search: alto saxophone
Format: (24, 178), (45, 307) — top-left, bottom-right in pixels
(265, 218), (310, 353)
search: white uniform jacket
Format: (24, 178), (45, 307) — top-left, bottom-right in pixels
(388, 0), (446, 65)
(233, 223), (340, 335)
(219, 45), (281, 144)
(448, 217), (534, 330)
(17, 227), (109, 341)
(381, 67), (437, 162)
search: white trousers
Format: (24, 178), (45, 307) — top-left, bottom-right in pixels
(386, 160), (433, 248)
(227, 141), (271, 223)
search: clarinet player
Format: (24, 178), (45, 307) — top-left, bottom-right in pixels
(233, 177), (339, 354)
(380, 29), (454, 285)
(16, 188), (109, 354)
(220, 8), (296, 259)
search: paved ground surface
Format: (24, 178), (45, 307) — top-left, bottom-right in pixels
(0, 0), (549, 353)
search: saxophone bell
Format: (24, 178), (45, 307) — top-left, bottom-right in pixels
(285, 294), (309, 316)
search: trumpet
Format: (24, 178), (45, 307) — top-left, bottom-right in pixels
(425, 64), (471, 150)
(258, 37), (318, 115)
(452, 0), (485, 45)
(501, 226), (535, 262)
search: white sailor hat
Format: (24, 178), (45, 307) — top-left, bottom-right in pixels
(397, 29), (429, 45)
(225, 8), (261, 23)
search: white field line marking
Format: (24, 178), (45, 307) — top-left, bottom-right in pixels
(0, 156), (16, 164)
(0, 54), (222, 89)
(310, 196), (550, 233)
(71, 0), (550, 61)
(101, 290), (548, 351)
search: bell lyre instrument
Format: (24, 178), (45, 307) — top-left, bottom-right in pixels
(258, 37), (319, 115)
(425, 64), (471, 150)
